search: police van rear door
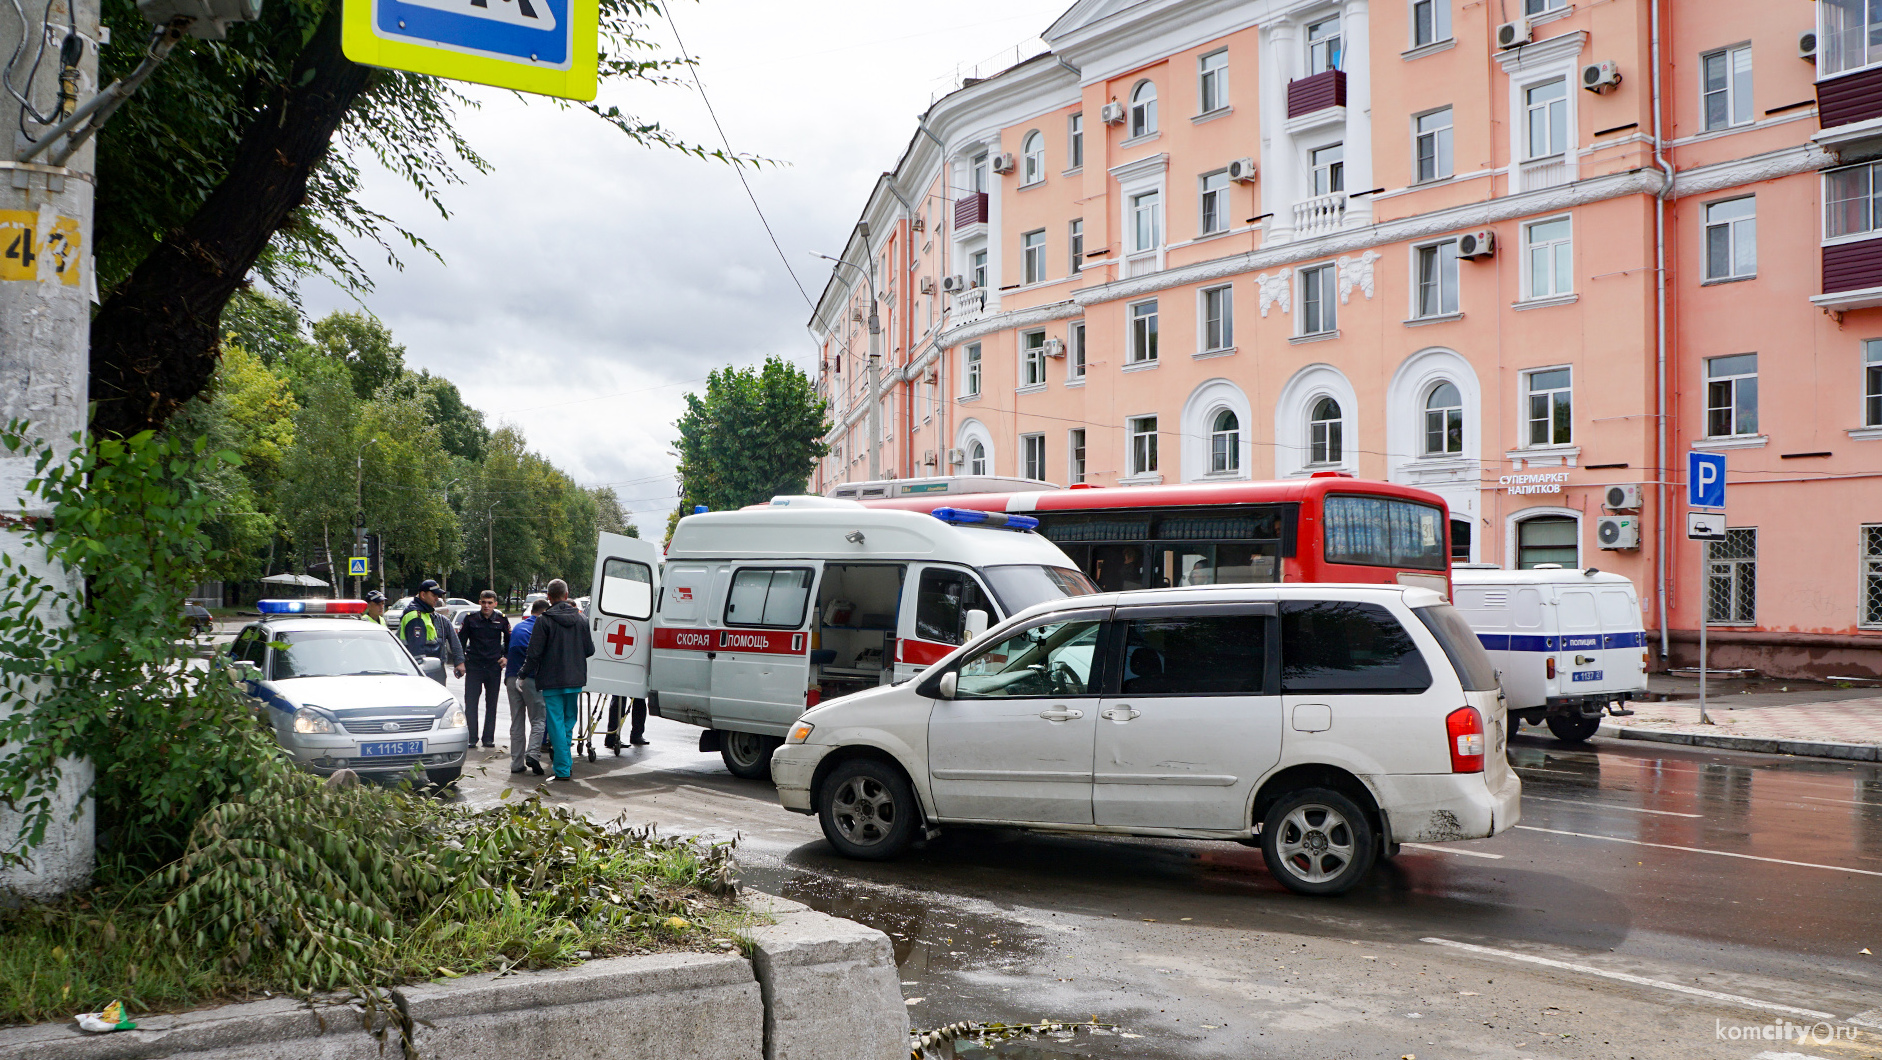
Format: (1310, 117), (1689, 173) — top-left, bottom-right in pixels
(586, 532), (660, 699)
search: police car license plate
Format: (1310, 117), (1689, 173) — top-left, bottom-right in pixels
(1571, 670), (1604, 683)
(359, 740), (425, 757)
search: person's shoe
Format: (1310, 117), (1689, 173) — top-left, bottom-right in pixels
(482, 742), (497, 749)
(510, 766), (525, 774)
(630, 736), (650, 746)
(547, 774), (574, 783)
(527, 757), (544, 776)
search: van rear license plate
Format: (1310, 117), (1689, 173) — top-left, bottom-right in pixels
(1571, 670), (1603, 683)
(359, 740), (424, 756)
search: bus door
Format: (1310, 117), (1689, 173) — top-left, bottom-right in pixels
(709, 565), (818, 734)
(585, 533), (659, 699)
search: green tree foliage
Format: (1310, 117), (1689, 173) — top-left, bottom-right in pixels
(593, 487), (639, 538)
(312, 311), (408, 401)
(220, 289), (317, 368)
(673, 358), (830, 528)
(413, 371), (489, 462)
(168, 346), (299, 579)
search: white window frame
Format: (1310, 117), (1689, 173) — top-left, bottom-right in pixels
(1209, 408), (1241, 474)
(1704, 196), (1756, 281)
(1524, 77), (1569, 161)
(1069, 320), (1087, 380)
(1199, 169), (1231, 234)
(1128, 415), (1160, 476)
(1020, 130), (1045, 185)
(1021, 228), (1047, 285)
(1020, 330), (1047, 388)
(1068, 112), (1084, 170)
(1410, 0), (1451, 47)
(1825, 161), (1882, 242)
(1522, 364), (1574, 447)
(1413, 106), (1453, 183)
(1306, 14), (1342, 74)
(1307, 396), (1343, 465)
(1701, 43), (1753, 131)
(1199, 284), (1234, 351)
(1069, 218), (1084, 273)
(1422, 380), (1465, 455)
(1298, 263), (1338, 335)
(1130, 80), (1159, 138)
(1131, 190), (1162, 252)
(1524, 0), (1567, 14)
(1310, 142), (1345, 196)
(1865, 339), (1882, 427)
(1068, 428), (1087, 484)
(1510, 509), (1581, 570)
(1020, 433), (1046, 481)
(968, 440), (988, 476)
(1821, 0), (1882, 78)
(1198, 48), (1229, 114)
(969, 248), (989, 289)
(1111, 153), (1168, 275)
(963, 342), (982, 397)
(1412, 238), (1460, 318)
(971, 153), (989, 193)
(1128, 299), (1160, 363)
(1523, 214), (1574, 300)
(1705, 352), (1759, 438)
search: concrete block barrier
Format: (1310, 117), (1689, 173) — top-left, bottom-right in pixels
(744, 892), (907, 1060)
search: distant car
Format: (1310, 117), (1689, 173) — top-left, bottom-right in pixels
(226, 611), (469, 787)
(574, 596), (590, 617)
(444, 597), (473, 617)
(183, 602), (214, 636)
(384, 595), (414, 629)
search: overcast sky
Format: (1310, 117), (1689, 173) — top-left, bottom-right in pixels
(301, 0), (1071, 532)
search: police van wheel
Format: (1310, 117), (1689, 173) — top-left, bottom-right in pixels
(1546, 714), (1602, 743)
(720, 730), (780, 780)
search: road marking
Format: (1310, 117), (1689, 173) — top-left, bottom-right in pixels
(1512, 765), (1580, 774)
(1421, 937), (1841, 1022)
(1522, 794), (1703, 818)
(1803, 795), (1882, 809)
(1514, 825), (1882, 877)
(1402, 842), (1504, 859)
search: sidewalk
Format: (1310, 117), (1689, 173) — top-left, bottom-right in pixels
(1601, 675), (1882, 761)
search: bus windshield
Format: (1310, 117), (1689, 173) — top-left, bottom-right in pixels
(979, 565), (1099, 615)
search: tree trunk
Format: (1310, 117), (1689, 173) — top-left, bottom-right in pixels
(88, 7), (372, 438)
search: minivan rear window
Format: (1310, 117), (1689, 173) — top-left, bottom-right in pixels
(1281, 601), (1432, 694)
(1414, 604), (1501, 691)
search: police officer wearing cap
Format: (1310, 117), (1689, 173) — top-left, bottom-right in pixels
(401, 580), (465, 685)
(362, 590), (388, 626)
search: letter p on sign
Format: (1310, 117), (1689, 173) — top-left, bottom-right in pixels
(1688, 451), (1726, 509)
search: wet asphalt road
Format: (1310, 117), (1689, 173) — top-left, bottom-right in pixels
(439, 693), (1882, 1060)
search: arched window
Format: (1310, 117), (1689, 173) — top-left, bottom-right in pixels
(1021, 130), (1044, 184)
(1309, 396), (1342, 464)
(1130, 81), (1158, 138)
(1423, 381), (1464, 455)
(1517, 515), (1579, 568)
(969, 441), (987, 476)
(1210, 409), (1240, 473)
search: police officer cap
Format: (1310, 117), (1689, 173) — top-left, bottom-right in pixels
(365, 590), (386, 604)
(416, 579), (443, 595)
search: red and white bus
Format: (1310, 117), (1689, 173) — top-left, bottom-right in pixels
(841, 473), (1455, 597)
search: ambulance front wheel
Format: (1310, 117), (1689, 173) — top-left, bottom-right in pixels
(720, 730), (781, 781)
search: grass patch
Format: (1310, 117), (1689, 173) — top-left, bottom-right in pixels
(0, 773), (754, 1027)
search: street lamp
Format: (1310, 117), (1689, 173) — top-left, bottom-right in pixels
(814, 230), (881, 482)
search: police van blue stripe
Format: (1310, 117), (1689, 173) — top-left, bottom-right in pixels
(1477, 632), (1645, 652)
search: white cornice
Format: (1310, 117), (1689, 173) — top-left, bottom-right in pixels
(1049, 0), (1264, 86)
(1495, 30), (1587, 75)
(1109, 151), (1170, 183)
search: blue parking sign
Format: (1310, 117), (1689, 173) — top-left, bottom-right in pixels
(1688, 451), (1726, 509)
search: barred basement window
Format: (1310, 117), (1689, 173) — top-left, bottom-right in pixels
(1864, 525), (1882, 628)
(1707, 528), (1757, 624)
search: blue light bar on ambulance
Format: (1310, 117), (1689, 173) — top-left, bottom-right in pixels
(930, 507), (1039, 531)
(257, 599), (369, 615)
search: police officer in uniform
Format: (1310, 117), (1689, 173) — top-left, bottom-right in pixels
(362, 589), (388, 626)
(400, 580), (464, 685)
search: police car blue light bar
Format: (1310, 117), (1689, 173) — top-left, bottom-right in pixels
(257, 599), (369, 614)
(930, 507), (1039, 531)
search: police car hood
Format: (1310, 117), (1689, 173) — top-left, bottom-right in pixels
(267, 674), (452, 714)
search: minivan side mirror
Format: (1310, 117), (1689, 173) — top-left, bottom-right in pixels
(937, 671), (958, 698)
(963, 609), (989, 641)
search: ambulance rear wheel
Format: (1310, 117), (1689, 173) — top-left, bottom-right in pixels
(720, 730), (780, 780)
(1546, 714), (1602, 743)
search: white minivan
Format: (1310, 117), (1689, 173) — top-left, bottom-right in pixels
(771, 583), (1520, 896)
(1449, 566), (1648, 743)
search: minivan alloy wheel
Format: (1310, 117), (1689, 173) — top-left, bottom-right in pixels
(817, 757), (918, 860)
(1275, 803), (1355, 883)
(1259, 786), (1377, 895)
(831, 775), (897, 846)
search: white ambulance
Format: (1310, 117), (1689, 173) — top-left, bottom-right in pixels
(582, 499), (1097, 780)
(1449, 565), (1648, 743)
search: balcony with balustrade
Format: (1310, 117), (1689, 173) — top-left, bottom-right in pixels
(1291, 191), (1348, 239)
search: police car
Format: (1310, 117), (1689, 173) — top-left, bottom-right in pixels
(226, 600), (470, 787)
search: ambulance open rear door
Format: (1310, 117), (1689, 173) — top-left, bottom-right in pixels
(586, 532), (660, 699)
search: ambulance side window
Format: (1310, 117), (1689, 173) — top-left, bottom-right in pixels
(726, 568), (814, 629)
(915, 568), (995, 645)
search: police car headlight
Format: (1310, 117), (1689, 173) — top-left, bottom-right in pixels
(292, 706), (335, 734)
(446, 706), (466, 729)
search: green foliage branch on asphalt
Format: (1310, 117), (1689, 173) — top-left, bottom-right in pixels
(671, 357), (830, 539)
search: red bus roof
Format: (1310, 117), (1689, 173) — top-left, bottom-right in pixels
(860, 475), (1450, 516)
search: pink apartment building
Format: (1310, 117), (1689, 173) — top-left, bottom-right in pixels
(806, 0), (1882, 680)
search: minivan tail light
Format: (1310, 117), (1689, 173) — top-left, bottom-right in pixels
(1545, 656), (1556, 680)
(1447, 706), (1486, 773)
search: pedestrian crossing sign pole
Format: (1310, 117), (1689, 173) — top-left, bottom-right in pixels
(340, 0), (598, 101)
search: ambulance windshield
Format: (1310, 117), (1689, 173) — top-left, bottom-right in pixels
(979, 565), (1100, 615)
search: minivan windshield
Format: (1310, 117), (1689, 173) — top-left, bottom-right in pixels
(268, 628), (421, 680)
(978, 565), (1099, 615)
(1414, 603), (1501, 691)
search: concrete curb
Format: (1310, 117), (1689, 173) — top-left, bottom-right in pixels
(743, 892), (907, 1060)
(1602, 724), (1882, 762)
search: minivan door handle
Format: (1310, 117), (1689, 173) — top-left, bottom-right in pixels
(1100, 706), (1139, 722)
(1037, 707), (1084, 721)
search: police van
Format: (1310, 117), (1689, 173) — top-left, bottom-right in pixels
(1449, 565), (1647, 743)
(581, 499), (1097, 780)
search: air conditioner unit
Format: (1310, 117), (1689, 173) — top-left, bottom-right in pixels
(1581, 61), (1622, 92)
(1604, 483), (1643, 510)
(947, 447), (967, 467)
(990, 152), (1016, 174)
(1597, 516), (1640, 550)
(1800, 29), (1818, 63)
(849, 308), (865, 323)
(1227, 157), (1258, 182)
(912, 216), (926, 232)
(941, 274), (967, 293)
(919, 276), (936, 295)
(922, 449), (938, 467)
(1497, 17), (1532, 49)
(1043, 337), (1066, 358)
(1100, 101), (1127, 125)
(1458, 229), (1496, 258)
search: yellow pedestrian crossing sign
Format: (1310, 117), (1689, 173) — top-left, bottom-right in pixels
(349, 556), (370, 577)
(340, 0), (598, 101)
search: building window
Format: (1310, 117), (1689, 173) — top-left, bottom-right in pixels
(1864, 525), (1882, 627)
(1524, 0), (1567, 14)
(1411, 0), (1451, 46)
(1210, 409), (1240, 473)
(1706, 352), (1758, 437)
(1414, 239), (1460, 317)
(1199, 170), (1231, 234)
(1525, 216), (1573, 299)
(1070, 321), (1087, 378)
(1129, 416), (1159, 475)
(964, 343), (981, 397)
(1822, 0), (1882, 78)
(1021, 433), (1046, 481)
(1069, 218), (1084, 272)
(1414, 107), (1453, 182)
(1201, 284), (1233, 351)
(1022, 229), (1047, 284)
(1130, 80), (1158, 138)
(1021, 330), (1047, 386)
(1128, 299), (1159, 362)
(1021, 130), (1045, 184)
(972, 153), (989, 193)
(970, 249), (988, 289)
(1826, 162), (1882, 239)
(1707, 528), (1757, 624)
(968, 440), (987, 476)
(1516, 515), (1577, 569)
(1306, 14), (1342, 73)
(1198, 48), (1228, 113)
(1450, 517), (1472, 562)
(1525, 366), (1573, 446)
(1068, 112), (1084, 169)
(1308, 397), (1343, 465)
(1310, 143), (1345, 196)
(1866, 339), (1882, 426)
(1424, 381), (1464, 455)
(1702, 45), (1752, 131)
(1525, 79), (1568, 160)
(1131, 190), (1162, 251)
(1068, 428), (1087, 484)
(1704, 197), (1756, 280)
(1300, 264), (1337, 335)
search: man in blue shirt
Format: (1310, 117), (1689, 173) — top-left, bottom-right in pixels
(505, 598), (551, 774)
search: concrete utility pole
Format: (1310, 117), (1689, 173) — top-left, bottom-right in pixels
(0, 0), (103, 898)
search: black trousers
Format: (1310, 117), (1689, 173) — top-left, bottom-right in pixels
(605, 695), (647, 747)
(463, 664), (502, 745)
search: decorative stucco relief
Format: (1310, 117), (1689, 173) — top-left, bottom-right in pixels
(1256, 272), (1291, 317)
(1336, 250), (1381, 304)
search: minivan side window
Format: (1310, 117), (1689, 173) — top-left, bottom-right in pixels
(1413, 604), (1500, 691)
(1281, 600), (1433, 694)
(725, 568), (814, 628)
(1119, 615), (1269, 695)
(956, 619), (1102, 698)
(915, 567), (994, 645)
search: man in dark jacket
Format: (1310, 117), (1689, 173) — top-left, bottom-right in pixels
(519, 579), (594, 781)
(458, 590), (510, 748)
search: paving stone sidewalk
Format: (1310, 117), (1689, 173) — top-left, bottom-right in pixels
(1601, 693), (1882, 761)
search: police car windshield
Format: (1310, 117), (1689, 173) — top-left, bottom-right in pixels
(979, 565), (1100, 615)
(268, 629), (420, 680)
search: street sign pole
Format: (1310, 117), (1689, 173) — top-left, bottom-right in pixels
(1698, 544), (1709, 725)
(1687, 452), (1728, 726)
